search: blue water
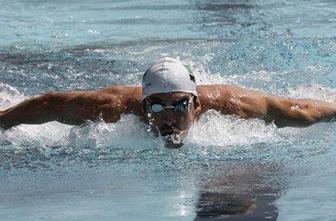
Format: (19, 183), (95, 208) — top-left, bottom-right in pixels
(1, 0), (336, 220)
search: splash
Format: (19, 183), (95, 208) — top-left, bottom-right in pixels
(185, 110), (281, 148)
(287, 84), (336, 102)
(0, 83), (25, 109)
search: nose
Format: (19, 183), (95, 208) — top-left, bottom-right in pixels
(163, 118), (176, 126)
(161, 109), (178, 122)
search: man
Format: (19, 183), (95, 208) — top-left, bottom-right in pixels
(0, 57), (335, 148)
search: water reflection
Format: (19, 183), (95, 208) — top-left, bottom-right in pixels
(194, 0), (257, 29)
(194, 162), (284, 220)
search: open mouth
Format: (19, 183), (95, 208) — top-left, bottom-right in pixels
(163, 131), (186, 149)
(154, 124), (187, 149)
(163, 133), (184, 149)
(160, 130), (175, 136)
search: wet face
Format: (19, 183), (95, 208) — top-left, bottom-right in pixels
(143, 92), (201, 148)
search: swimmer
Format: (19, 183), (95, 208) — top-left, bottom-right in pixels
(0, 57), (335, 148)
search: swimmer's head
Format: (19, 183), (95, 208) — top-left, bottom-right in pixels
(142, 57), (198, 100)
(141, 57), (201, 148)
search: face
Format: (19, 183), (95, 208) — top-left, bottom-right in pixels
(143, 92), (201, 148)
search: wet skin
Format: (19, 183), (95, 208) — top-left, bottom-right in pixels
(146, 94), (200, 133)
(0, 85), (336, 144)
(143, 92), (201, 148)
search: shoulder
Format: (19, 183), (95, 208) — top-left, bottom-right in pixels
(196, 84), (269, 116)
(196, 84), (234, 95)
(196, 84), (235, 104)
(196, 84), (267, 101)
(97, 85), (141, 100)
(98, 85), (140, 96)
(98, 85), (143, 115)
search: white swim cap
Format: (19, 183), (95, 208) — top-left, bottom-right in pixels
(142, 57), (197, 100)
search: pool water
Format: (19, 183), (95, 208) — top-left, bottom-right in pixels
(1, 0), (336, 220)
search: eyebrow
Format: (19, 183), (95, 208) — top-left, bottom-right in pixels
(172, 96), (190, 105)
(148, 97), (164, 103)
(149, 96), (191, 105)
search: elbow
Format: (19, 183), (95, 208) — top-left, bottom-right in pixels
(266, 98), (318, 127)
(272, 110), (317, 128)
(273, 118), (314, 128)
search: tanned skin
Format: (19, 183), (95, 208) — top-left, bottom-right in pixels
(0, 85), (335, 131)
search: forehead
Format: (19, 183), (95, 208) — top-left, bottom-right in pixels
(147, 92), (193, 101)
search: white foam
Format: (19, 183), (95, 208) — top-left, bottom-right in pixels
(185, 110), (281, 148)
(0, 83), (25, 109)
(65, 115), (163, 149)
(1, 115), (163, 151)
(287, 84), (336, 102)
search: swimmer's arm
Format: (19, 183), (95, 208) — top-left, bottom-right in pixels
(232, 88), (336, 127)
(228, 86), (336, 127)
(199, 85), (336, 127)
(264, 96), (336, 127)
(0, 91), (126, 130)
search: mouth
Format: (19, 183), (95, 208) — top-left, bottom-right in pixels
(160, 130), (175, 137)
(163, 134), (184, 149)
(154, 124), (187, 148)
(158, 123), (183, 137)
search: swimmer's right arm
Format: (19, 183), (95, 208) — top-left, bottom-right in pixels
(0, 90), (126, 130)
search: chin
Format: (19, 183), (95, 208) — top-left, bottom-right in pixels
(164, 139), (184, 149)
(163, 133), (185, 149)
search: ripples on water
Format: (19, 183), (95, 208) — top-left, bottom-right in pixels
(1, 0), (336, 220)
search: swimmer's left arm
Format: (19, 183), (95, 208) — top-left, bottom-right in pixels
(226, 86), (336, 127)
(264, 96), (336, 127)
(233, 86), (336, 127)
(198, 85), (336, 127)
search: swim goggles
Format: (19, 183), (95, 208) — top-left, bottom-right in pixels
(148, 96), (194, 113)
